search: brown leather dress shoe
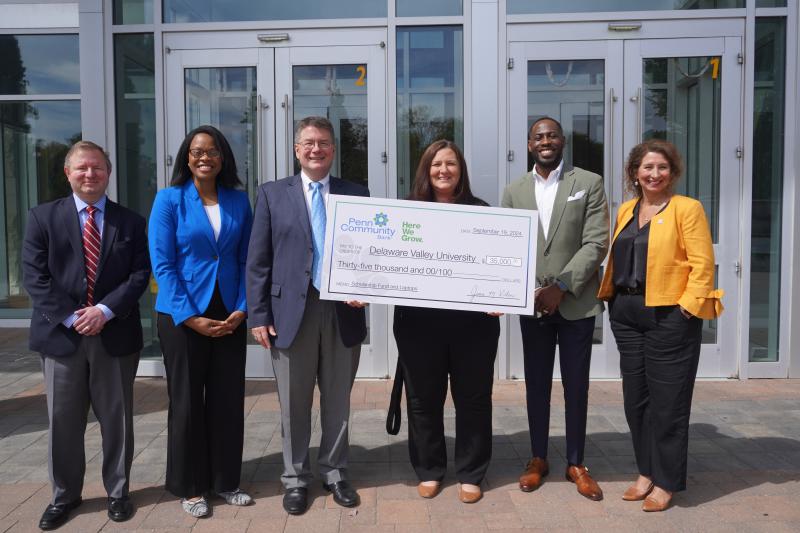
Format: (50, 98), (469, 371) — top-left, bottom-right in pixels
(642, 494), (672, 512)
(565, 465), (603, 501)
(519, 457), (549, 492)
(417, 481), (441, 499)
(458, 484), (482, 504)
(622, 481), (654, 501)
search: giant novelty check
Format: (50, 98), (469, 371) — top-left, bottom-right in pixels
(320, 195), (538, 315)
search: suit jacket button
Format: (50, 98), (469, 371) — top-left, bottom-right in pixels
(213, 255), (218, 261)
(301, 293), (306, 299)
(544, 250), (549, 256)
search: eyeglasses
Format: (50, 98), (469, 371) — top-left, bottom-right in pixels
(189, 148), (221, 158)
(296, 140), (333, 150)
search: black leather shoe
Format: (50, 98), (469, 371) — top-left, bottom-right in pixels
(323, 480), (359, 507)
(107, 496), (134, 522)
(38, 498), (82, 530)
(282, 487), (308, 515)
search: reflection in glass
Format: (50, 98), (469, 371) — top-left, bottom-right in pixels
(292, 65), (368, 188)
(115, 34), (159, 357)
(184, 67), (258, 202)
(397, 0), (462, 16)
(0, 35), (80, 95)
(396, 26), (463, 199)
(113, 0), (153, 24)
(164, 0), (386, 22)
(0, 101), (80, 315)
(749, 18), (785, 362)
(526, 60), (604, 178)
(642, 56), (721, 242)
(508, 0), (743, 14)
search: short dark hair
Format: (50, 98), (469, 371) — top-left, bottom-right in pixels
(294, 116), (336, 144)
(65, 141), (112, 173)
(528, 116), (564, 139)
(170, 125), (242, 188)
(409, 139), (477, 204)
(624, 139), (684, 198)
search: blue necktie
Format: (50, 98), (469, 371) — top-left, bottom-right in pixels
(310, 181), (327, 290)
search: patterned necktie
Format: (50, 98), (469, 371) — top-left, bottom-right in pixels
(309, 181), (327, 291)
(83, 205), (101, 305)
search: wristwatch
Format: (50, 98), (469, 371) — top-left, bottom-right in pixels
(554, 279), (568, 292)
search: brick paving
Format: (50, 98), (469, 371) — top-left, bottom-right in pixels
(1, 328), (799, 532)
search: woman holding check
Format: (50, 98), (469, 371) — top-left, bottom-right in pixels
(599, 139), (723, 512)
(149, 125), (253, 517)
(392, 140), (501, 504)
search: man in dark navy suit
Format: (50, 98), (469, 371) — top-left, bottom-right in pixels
(246, 116), (368, 515)
(22, 141), (150, 530)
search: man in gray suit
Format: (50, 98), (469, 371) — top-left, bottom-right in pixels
(502, 117), (609, 501)
(22, 141), (150, 529)
(246, 116), (368, 515)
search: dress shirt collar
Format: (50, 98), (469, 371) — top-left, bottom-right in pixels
(300, 171), (330, 191)
(532, 160), (564, 185)
(72, 193), (107, 213)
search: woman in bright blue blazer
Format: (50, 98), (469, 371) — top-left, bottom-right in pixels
(149, 125), (253, 517)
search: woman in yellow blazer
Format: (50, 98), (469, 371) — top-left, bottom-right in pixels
(598, 139), (723, 512)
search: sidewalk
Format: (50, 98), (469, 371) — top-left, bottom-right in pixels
(1, 328), (799, 532)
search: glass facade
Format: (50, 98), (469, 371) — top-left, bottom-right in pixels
(114, 33), (158, 357)
(756, 1), (787, 6)
(508, 0), (744, 13)
(749, 18), (786, 363)
(113, 0), (154, 24)
(0, 35), (80, 95)
(397, 0), (462, 17)
(396, 26), (463, 199)
(163, 0), (387, 23)
(0, 34), (81, 317)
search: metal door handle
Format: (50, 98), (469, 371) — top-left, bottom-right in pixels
(630, 87), (642, 142)
(282, 93), (291, 177)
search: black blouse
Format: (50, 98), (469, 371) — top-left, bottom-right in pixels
(611, 201), (666, 290)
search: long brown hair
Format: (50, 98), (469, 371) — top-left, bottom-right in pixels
(409, 140), (477, 204)
(624, 139), (684, 198)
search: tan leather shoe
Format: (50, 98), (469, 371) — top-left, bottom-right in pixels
(458, 484), (482, 504)
(642, 494), (672, 512)
(417, 481), (441, 499)
(565, 465), (603, 501)
(622, 480), (654, 501)
(519, 457), (549, 492)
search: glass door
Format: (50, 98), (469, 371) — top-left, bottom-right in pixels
(507, 39), (624, 379)
(623, 36), (742, 378)
(163, 30), (388, 378)
(507, 23), (743, 379)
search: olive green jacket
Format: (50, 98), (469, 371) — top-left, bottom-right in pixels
(501, 165), (609, 320)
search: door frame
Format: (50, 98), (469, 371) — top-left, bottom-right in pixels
(154, 28), (389, 378)
(505, 18), (746, 379)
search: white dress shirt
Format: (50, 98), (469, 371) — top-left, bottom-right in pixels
(300, 171), (331, 221)
(533, 161), (563, 239)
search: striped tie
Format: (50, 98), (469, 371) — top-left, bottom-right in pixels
(83, 205), (101, 306)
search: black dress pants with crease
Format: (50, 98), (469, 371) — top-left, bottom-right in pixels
(610, 293), (702, 492)
(394, 307), (500, 485)
(158, 285), (246, 497)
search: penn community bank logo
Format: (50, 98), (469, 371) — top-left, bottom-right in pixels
(373, 212), (389, 227)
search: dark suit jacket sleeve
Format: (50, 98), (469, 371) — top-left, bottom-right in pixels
(246, 184), (274, 327)
(559, 174), (609, 297)
(22, 208), (81, 324)
(97, 209), (150, 317)
(235, 192), (253, 313)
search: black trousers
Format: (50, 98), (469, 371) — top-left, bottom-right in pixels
(519, 312), (595, 466)
(394, 307), (500, 485)
(158, 286), (247, 497)
(610, 293), (702, 492)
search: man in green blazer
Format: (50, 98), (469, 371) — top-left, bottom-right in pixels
(501, 117), (609, 501)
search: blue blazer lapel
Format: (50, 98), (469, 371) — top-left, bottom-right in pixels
(184, 181), (219, 252)
(59, 197), (83, 258)
(545, 168), (577, 247)
(288, 174), (312, 244)
(97, 200), (118, 274)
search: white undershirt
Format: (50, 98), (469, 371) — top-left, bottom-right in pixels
(204, 204), (221, 241)
(533, 161), (563, 238)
